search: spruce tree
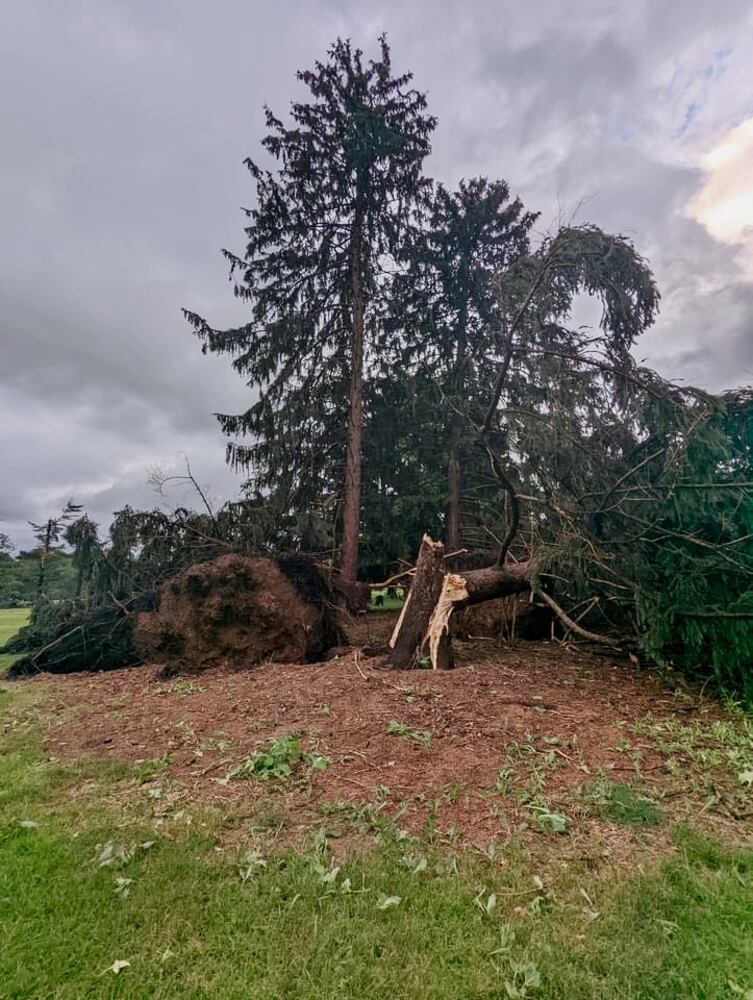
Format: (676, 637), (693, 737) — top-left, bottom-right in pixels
(187, 36), (435, 582)
(389, 178), (538, 548)
(29, 500), (82, 608)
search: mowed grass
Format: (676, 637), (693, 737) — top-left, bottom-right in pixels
(1, 687), (753, 997)
(367, 588), (405, 612)
(0, 606), (29, 671)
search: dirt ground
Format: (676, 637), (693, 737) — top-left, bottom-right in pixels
(29, 613), (748, 858)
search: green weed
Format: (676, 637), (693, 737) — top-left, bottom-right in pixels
(586, 779), (664, 827)
(221, 734), (330, 783)
(387, 719), (432, 748)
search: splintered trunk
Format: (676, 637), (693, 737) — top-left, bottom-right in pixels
(340, 210), (366, 585)
(387, 536), (452, 669)
(387, 534), (532, 669)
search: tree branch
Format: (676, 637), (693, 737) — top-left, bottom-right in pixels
(532, 587), (619, 647)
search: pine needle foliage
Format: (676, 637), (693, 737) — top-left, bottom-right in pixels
(184, 36), (435, 533)
(480, 347), (753, 701)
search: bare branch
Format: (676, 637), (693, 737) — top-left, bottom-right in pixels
(532, 587), (619, 647)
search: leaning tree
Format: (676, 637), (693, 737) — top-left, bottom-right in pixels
(387, 225), (753, 700)
(388, 223), (662, 666)
(186, 36), (435, 587)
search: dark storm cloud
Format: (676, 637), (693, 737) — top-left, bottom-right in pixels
(2, 0), (752, 547)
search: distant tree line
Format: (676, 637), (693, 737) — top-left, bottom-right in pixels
(0, 548), (76, 608)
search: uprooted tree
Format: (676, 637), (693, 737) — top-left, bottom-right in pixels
(387, 325), (753, 699)
(2, 500), (344, 676)
(5, 362), (752, 700)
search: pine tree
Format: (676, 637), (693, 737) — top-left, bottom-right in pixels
(29, 500), (82, 609)
(389, 178), (538, 548)
(187, 36), (435, 583)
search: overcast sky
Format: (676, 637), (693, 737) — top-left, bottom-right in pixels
(2, 0), (753, 549)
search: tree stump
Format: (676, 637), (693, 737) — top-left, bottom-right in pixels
(387, 535), (534, 669)
(387, 535), (450, 669)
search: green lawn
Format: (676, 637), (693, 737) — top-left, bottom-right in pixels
(368, 588), (405, 612)
(0, 606), (29, 671)
(1, 683), (753, 998)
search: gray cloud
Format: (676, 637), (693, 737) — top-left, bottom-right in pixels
(2, 0), (753, 547)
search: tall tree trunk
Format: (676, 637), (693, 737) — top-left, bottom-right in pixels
(446, 293), (468, 551)
(446, 424), (462, 551)
(340, 208), (365, 585)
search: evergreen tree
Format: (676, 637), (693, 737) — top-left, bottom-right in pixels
(187, 36), (435, 582)
(389, 177), (538, 548)
(360, 370), (447, 574)
(29, 501), (82, 608)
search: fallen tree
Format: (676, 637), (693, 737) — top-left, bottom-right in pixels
(386, 535), (620, 669)
(383, 369), (753, 694)
(3, 504), (343, 676)
(383, 230), (753, 685)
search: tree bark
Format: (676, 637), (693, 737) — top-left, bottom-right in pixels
(387, 535), (449, 669)
(340, 207), (365, 585)
(446, 295), (468, 551)
(446, 424), (462, 551)
(387, 534), (533, 669)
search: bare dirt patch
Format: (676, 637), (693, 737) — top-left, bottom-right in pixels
(30, 624), (747, 855)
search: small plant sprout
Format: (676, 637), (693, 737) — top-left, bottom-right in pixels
(219, 735), (330, 783)
(474, 887), (497, 917)
(504, 959), (541, 998)
(526, 804), (568, 834)
(113, 876), (133, 898)
(238, 849), (267, 882)
(387, 720), (432, 748)
(490, 924), (516, 956)
(401, 854), (428, 875)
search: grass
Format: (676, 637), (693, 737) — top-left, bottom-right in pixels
(0, 606), (29, 671)
(367, 588), (405, 612)
(585, 780), (664, 827)
(1, 685), (753, 997)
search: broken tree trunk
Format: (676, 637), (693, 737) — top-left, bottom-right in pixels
(387, 536), (449, 669)
(387, 535), (533, 669)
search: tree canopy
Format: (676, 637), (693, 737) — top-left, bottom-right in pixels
(185, 35), (435, 583)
